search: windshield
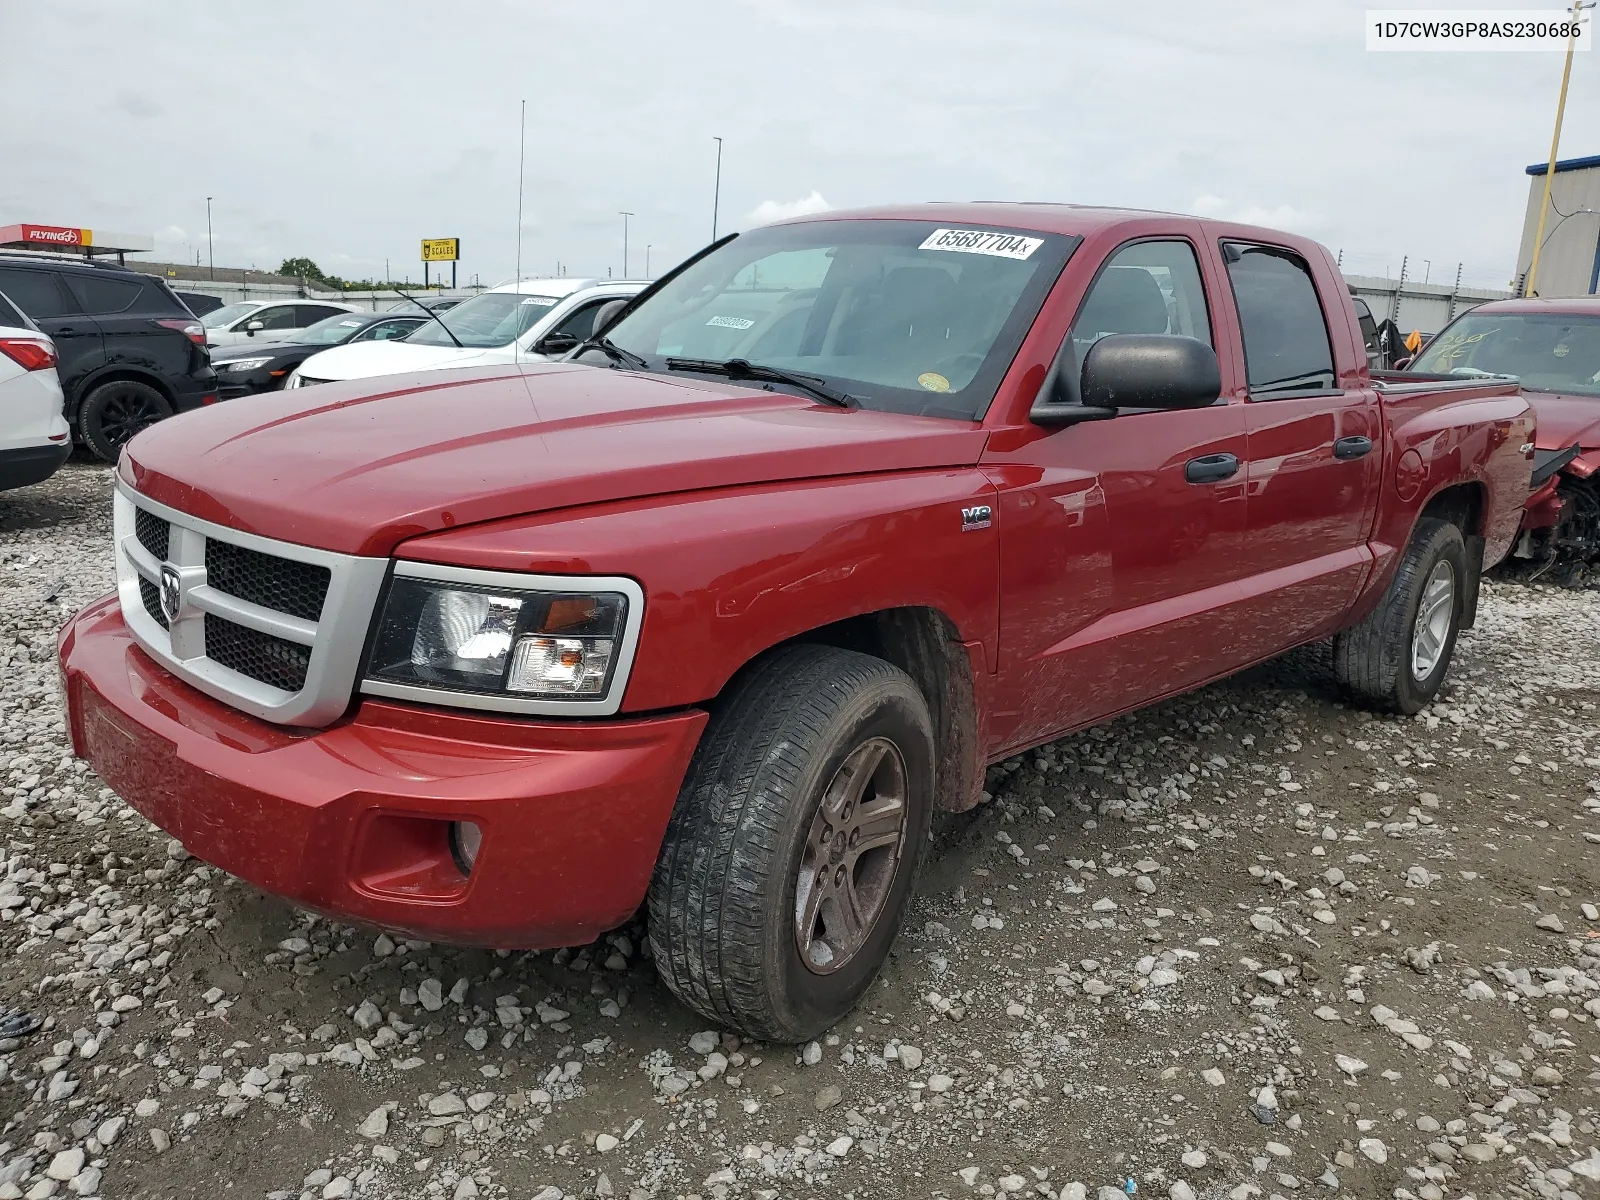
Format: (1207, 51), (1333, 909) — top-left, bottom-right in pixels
(406, 291), (560, 348)
(202, 301), (263, 329)
(1413, 310), (1600, 397)
(593, 219), (1079, 420)
(294, 314), (371, 345)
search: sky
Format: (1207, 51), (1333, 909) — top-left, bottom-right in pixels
(0, 0), (1594, 291)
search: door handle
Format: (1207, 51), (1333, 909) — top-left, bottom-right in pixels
(1185, 452), (1240, 484)
(1333, 435), (1373, 460)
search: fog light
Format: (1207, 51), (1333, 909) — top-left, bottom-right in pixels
(449, 821), (482, 875)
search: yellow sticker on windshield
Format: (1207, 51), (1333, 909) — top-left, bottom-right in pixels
(918, 372), (951, 393)
(1554, 343), (1570, 357)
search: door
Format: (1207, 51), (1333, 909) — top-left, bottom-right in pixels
(65, 273), (176, 378)
(525, 297), (623, 358)
(221, 303), (297, 345)
(0, 265), (102, 404)
(983, 233), (1251, 753)
(1222, 242), (1382, 656)
(295, 304), (349, 334)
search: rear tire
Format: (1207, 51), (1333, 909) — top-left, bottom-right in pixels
(77, 380), (172, 463)
(648, 644), (935, 1042)
(1334, 518), (1467, 714)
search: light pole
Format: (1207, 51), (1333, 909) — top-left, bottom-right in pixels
(1527, 0), (1594, 296)
(205, 197), (214, 281)
(712, 136), (723, 240)
(516, 99), (526, 284)
(645, 244), (651, 277)
(619, 212), (634, 278)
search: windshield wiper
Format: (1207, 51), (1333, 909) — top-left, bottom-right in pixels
(395, 289), (464, 349)
(664, 357), (856, 408)
(571, 335), (649, 371)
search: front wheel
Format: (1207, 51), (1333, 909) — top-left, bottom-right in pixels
(648, 644), (935, 1042)
(77, 380), (173, 462)
(1334, 518), (1467, 714)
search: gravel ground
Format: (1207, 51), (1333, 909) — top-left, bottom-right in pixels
(3, 461), (1600, 1200)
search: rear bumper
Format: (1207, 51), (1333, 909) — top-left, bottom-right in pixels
(59, 594), (707, 948)
(0, 439), (71, 492)
(170, 369), (220, 413)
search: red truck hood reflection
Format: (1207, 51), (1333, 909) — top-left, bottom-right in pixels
(121, 363), (989, 556)
(1527, 390), (1600, 451)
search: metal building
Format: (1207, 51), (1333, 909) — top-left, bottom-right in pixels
(1513, 153), (1600, 298)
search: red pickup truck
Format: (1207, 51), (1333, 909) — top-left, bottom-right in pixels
(59, 205), (1533, 1041)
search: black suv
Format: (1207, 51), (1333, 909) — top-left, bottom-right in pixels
(0, 253), (217, 461)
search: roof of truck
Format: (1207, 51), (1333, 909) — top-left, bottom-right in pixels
(1469, 297), (1600, 316)
(771, 202), (1327, 250)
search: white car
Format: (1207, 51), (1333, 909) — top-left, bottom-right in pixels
(0, 290), (70, 492)
(286, 279), (647, 388)
(203, 299), (363, 348)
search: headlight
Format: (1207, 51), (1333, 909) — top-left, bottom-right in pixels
(223, 357), (273, 372)
(360, 564), (644, 715)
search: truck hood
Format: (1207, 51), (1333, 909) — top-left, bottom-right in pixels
(121, 363), (989, 556)
(295, 340), (512, 382)
(1527, 389), (1600, 451)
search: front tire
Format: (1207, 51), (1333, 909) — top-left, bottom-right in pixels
(77, 380), (173, 463)
(648, 644), (935, 1042)
(1334, 518), (1467, 714)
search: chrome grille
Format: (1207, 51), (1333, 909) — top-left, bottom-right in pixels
(203, 615), (311, 692)
(134, 508), (169, 560)
(138, 577), (168, 629)
(205, 541), (330, 623)
(113, 483), (389, 726)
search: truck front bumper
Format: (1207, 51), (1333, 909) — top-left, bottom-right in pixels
(59, 595), (707, 948)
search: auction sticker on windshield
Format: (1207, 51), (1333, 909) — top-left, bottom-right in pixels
(520, 296), (558, 306)
(919, 228), (1043, 259)
(707, 316), (755, 329)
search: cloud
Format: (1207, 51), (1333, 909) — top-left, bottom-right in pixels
(1190, 195), (1324, 233)
(110, 89), (162, 120)
(745, 191), (832, 226)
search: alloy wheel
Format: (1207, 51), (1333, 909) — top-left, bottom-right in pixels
(794, 737), (909, 974)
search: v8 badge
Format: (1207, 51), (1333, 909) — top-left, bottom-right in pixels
(960, 504), (992, 532)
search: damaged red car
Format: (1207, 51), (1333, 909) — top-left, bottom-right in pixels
(1409, 297), (1600, 581)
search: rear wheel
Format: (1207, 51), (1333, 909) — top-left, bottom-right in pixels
(648, 644), (934, 1042)
(1334, 518), (1467, 714)
(77, 380), (172, 462)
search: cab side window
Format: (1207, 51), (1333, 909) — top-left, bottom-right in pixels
(1223, 243), (1336, 395)
(252, 305), (299, 331)
(551, 299), (618, 342)
(1071, 239), (1211, 362)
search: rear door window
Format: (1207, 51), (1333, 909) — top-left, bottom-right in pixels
(1223, 243), (1337, 395)
(0, 267), (78, 319)
(296, 304), (347, 325)
(65, 274), (146, 315)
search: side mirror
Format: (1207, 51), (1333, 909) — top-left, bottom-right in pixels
(1081, 334), (1220, 409)
(535, 332), (580, 355)
(1031, 334), (1219, 426)
(590, 299), (630, 337)
(245, 320), (264, 335)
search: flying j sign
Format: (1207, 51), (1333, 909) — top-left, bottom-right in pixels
(0, 223), (94, 248)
